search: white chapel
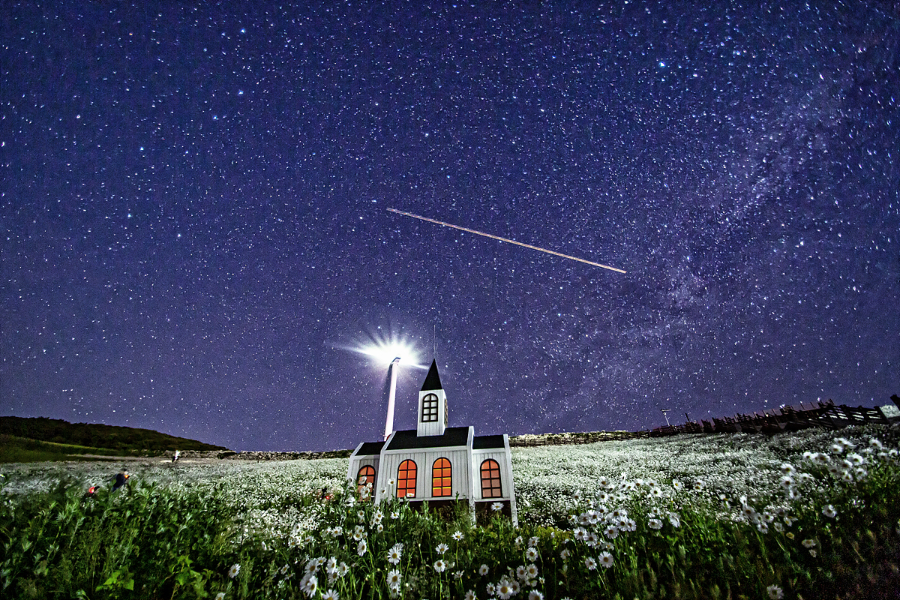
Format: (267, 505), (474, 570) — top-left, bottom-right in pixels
(347, 360), (518, 525)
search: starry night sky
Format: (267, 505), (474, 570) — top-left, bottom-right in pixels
(2, 1), (898, 451)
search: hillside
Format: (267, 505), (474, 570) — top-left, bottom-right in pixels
(0, 416), (228, 463)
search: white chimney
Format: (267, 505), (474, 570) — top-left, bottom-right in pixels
(384, 357), (401, 440)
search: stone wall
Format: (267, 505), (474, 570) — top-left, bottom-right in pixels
(166, 449), (352, 461)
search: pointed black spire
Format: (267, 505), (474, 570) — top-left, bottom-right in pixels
(420, 359), (443, 391)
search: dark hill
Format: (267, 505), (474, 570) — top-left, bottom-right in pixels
(0, 416), (228, 452)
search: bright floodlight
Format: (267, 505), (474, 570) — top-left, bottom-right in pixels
(351, 335), (424, 369)
(339, 331), (426, 439)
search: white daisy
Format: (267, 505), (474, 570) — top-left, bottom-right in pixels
(228, 564), (241, 579)
(322, 590), (339, 600)
(823, 505), (837, 518)
(302, 575), (318, 597)
(357, 540), (368, 556)
(436, 542), (449, 555)
(452, 530), (464, 541)
(766, 584), (784, 599)
(599, 552), (614, 568)
(584, 557), (597, 571)
(479, 564), (489, 576)
(525, 547), (538, 561)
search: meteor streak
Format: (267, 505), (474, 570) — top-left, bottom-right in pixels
(387, 208), (626, 273)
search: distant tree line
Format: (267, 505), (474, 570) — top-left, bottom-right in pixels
(0, 416), (228, 451)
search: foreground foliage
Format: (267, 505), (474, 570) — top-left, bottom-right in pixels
(1, 426), (899, 599)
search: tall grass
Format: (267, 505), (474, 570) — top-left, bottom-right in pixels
(1, 426), (898, 599)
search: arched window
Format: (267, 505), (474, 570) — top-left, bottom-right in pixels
(481, 459), (502, 498)
(356, 465), (376, 495)
(397, 460), (417, 499)
(421, 393), (438, 422)
(432, 458), (452, 497)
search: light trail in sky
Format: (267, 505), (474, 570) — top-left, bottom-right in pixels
(387, 208), (627, 273)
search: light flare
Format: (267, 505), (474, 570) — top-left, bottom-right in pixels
(344, 332), (426, 370)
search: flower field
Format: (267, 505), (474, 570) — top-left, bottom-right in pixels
(2, 425), (899, 599)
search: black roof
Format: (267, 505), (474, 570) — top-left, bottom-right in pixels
(356, 441), (385, 456)
(473, 434), (506, 449)
(420, 360), (443, 391)
(385, 427), (470, 450)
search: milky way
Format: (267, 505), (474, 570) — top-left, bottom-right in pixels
(2, 2), (898, 451)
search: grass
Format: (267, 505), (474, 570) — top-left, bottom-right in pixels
(1, 427), (898, 599)
(0, 434), (151, 464)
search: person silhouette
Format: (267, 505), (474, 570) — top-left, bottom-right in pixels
(112, 469), (129, 492)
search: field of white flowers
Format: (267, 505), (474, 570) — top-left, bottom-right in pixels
(3, 425), (898, 535)
(2, 423), (899, 599)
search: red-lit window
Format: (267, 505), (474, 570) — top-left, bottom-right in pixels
(357, 465), (376, 495)
(432, 458), (452, 497)
(397, 460), (417, 499)
(481, 459), (502, 498)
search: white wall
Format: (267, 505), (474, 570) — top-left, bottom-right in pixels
(416, 389), (448, 437)
(378, 447), (470, 501)
(471, 450), (513, 501)
(348, 454), (380, 492)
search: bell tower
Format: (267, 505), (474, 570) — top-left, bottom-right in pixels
(416, 360), (448, 437)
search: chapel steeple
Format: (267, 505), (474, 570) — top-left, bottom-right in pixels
(417, 360), (448, 437)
